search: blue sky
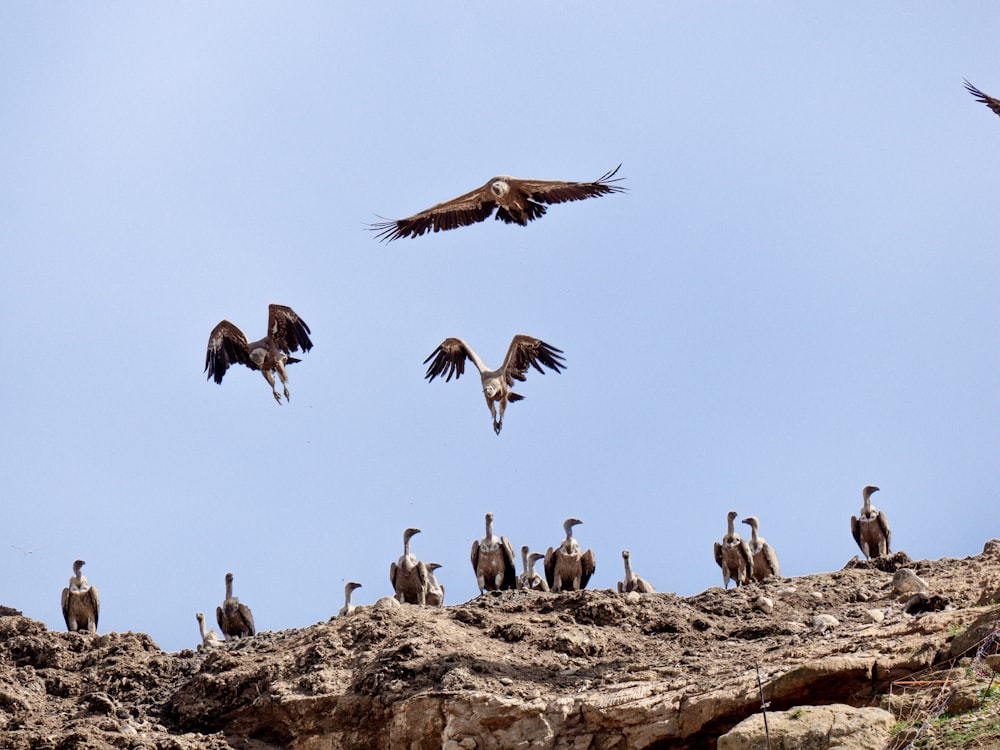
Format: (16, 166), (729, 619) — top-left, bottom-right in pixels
(2, 4), (998, 652)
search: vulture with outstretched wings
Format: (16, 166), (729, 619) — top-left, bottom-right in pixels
(204, 304), (313, 404)
(964, 79), (1000, 117)
(423, 335), (566, 435)
(371, 165), (625, 241)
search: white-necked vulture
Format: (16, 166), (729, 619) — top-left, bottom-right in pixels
(851, 485), (891, 559)
(205, 304), (312, 404)
(61, 559), (99, 633)
(424, 334), (565, 435)
(371, 165), (625, 241)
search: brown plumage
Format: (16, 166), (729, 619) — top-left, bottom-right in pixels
(470, 512), (517, 593)
(741, 516), (781, 581)
(425, 563), (445, 607)
(544, 518), (596, 593)
(216, 572), (255, 640)
(617, 549), (655, 594)
(389, 527), (428, 605)
(713, 510), (753, 588)
(371, 165), (625, 241)
(424, 334), (566, 435)
(517, 546), (550, 592)
(204, 304), (313, 404)
(61, 559), (99, 633)
(851, 485), (891, 559)
(965, 79), (1000, 117)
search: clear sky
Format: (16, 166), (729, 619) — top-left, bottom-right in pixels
(2, 4), (998, 653)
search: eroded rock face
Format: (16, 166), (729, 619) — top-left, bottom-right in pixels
(718, 704), (896, 750)
(1, 547), (998, 749)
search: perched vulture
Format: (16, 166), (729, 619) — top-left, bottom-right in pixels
(713, 510), (753, 588)
(371, 165), (625, 241)
(851, 485), (891, 560)
(216, 572), (255, 640)
(204, 304), (312, 404)
(61, 559), (99, 633)
(617, 550), (655, 594)
(964, 79), (1000, 117)
(470, 512), (517, 593)
(544, 518), (595, 593)
(390, 527), (428, 605)
(741, 516), (781, 581)
(424, 335), (566, 435)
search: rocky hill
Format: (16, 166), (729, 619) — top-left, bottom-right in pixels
(3, 543), (1000, 750)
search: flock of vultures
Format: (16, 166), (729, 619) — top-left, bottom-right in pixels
(58, 81), (998, 646)
(61, 485), (892, 647)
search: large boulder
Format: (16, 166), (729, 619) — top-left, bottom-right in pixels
(717, 703), (895, 750)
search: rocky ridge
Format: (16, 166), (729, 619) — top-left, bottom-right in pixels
(2, 543), (1000, 749)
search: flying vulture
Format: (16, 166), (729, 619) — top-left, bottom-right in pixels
(204, 304), (313, 404)
(423, 334), (566, 435)
(964, 79), (1000, 117)
(371, 165), (625, 241)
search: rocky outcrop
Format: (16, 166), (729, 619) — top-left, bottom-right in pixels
(2, 546), (1000, 749)
(718, 704), (896, 750)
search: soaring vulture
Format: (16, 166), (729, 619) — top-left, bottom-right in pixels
(851, 485), (891, 560)
(964, 79), (1000, 117)
(216, 572), (255, 640)
(61, 559), (99, 633)
(470, 512), (517, 593)
(741, 516), (781, 581)
(370, 165), (625, 241)
(713, 510), (753, 588)
(544, 517), (595, 593)
(617, 550), (655, 594)
(204, 304), (313, 404)
(424, 335), (566, 435)
(390, 527), (428, 605)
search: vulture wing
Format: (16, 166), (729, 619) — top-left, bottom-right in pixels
(371, 182), (498, 241)
(500, 536), (518, 590)
(965, 79), (1000, 117)
(579, 549), (596, 589)
(205, 321), (253, 383)
(268, 304), (313, 354)
(501, 335), (566, 386)
(424, 337), (486, 382)
(511, 164), (626, 205)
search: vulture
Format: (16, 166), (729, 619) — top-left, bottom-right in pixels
(339, 582), (362, 616)
(195, 612), (221, 649)
(424, 335), (566, 435)
(964, 79), (1000, 117)
(544, 518), (596, 593)
(741, 516), (781, 581)
(390, 527), (428, 605)
(851, 485), (891, 559)
(370, 165), (625, 241)
(216, 572), (255, 640)
(470, 512), (517, 593)
(617, 550), (655, 594)
(204, 304), (313, 404)
(517, 545), (550, 592)
(61, 559), (99, 633)
(425, 563), (445, 607)
(713, 510), (753, 588)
